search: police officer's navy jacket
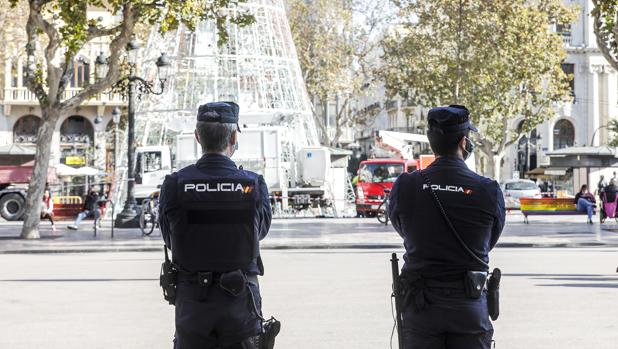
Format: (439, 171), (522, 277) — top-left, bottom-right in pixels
(389, 156), (505, 277)
(159, 153), (272, 275)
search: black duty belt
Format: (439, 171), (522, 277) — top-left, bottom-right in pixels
(176, 270), (258, 287)
(398, 274), (468, 311)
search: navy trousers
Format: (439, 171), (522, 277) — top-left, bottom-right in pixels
(173, 281), (262, 349)
(402, 288), (493, 349)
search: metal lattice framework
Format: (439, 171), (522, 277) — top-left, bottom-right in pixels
(134, 0), (319, 149)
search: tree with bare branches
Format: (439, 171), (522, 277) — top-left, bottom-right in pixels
(287, 0), (392, 146)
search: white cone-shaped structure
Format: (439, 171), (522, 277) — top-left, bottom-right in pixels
(135, 0), (319, 148)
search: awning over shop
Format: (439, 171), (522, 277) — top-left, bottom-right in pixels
(0, 144), (36, 155)
(525, 167), (570, 177)
(546, 146), (616, 157)
(55, 164), (107, 177)
(544, 167), (569, 176)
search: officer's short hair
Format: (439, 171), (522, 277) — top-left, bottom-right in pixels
(195, 122), (237, 153)
(427, 128), (469, 156)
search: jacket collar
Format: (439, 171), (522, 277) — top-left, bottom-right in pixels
(430, 155), (467, 168)
(196, 153), (237, 169)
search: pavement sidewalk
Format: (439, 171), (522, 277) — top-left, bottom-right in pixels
(1, 212), (618, 253)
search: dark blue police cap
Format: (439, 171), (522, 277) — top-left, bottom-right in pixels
(197, 101), (241, 132)
(427, 105), (478, 133)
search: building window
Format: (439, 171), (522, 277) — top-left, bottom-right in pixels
(556, 23), (572, 46)
(70, 59), (90, 88)
(561, 63), (575, 98)
(13, 115), (41, 143)
(60, 115), (94, 167)
(553, 119), (574, 150)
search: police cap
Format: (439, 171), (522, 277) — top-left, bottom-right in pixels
(197, 101), (241, 132)
(427, 105), (478, 134)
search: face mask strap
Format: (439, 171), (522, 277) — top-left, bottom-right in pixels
(462, 136), (474, 160)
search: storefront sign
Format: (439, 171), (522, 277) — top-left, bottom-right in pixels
(65, 156), (85, 165)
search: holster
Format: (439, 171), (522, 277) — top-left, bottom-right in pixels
(464, 271), (488, 299)
(258, 317), (281, 349)
(159, 253), (177, 305)
(397, 273), (427, 312)
(487, 268), (501, 320)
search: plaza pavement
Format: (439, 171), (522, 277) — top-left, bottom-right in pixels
(1, 211), (618, 253)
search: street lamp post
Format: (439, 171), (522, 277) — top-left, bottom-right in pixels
(95, 38), (171, 228)
(590, 125), (609, 146)
(112, 106), (121, 178)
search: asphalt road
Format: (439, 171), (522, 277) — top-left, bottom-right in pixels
(0, 248), (617, 348)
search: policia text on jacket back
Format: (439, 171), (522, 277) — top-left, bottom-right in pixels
(388, 105), (506, 349)
(158, 101), (277, 349)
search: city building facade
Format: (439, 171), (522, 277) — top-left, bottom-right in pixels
(0, 8), (125, 194)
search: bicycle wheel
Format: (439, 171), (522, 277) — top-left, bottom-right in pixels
(139, 200), (155, 236)
(377, 201), (388, 224)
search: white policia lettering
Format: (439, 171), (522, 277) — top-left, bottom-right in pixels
(184, 183), (245, 192)
(423, 184), (467, 193)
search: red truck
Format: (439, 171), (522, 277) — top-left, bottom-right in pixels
(355, 155), (436, 217)
(0, 163), (57, 221)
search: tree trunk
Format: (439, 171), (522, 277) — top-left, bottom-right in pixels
(484, 154), (503, 181)
(20, 107), (60, 239)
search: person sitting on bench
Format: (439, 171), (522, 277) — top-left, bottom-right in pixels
(575, 184), (596, 225)
(67, 186), (100, 230)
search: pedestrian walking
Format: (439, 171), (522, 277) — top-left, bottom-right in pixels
(389, 105), (505, 348)
(158, 101), (276, 348)
(40, 189), (56, 232)
(575, 184), (596, 224)
(597, 175), (607, 197)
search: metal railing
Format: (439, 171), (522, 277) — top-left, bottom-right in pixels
(2, 87), (124, 105)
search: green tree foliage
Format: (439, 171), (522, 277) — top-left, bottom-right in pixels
(381, 0), (576, 179)
(287, 0), (390, 146)
(592, 0), (618, 71)
(12, 0), (254, 239)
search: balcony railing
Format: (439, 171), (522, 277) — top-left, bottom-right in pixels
(14, 135), (37, 144)
(60, 135), (91, 144)
(561, 33), (572, 47)
(2, 87), (124, 105)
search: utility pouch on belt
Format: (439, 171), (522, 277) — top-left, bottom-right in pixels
(487, 268), (501, 320)
(464, 271), (488, 299)
(219, 269), (247, 297)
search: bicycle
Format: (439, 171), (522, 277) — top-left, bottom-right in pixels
(139, 191), (160, 236)
(377, 188), (391, 226)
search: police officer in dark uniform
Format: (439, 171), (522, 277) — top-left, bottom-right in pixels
(159, 101), (272, 349)
(388, 105), (505, 348)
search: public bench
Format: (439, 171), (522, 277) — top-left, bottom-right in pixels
(520, 198), (590, 224)
(52, 196), (108, 220)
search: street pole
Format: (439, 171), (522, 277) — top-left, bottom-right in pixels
(525, 134), (530, 176)
(115, 65), (140, 227)
(114, 123), (119, 172)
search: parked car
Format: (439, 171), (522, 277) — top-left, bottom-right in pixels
(501, 179), (542, 209)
